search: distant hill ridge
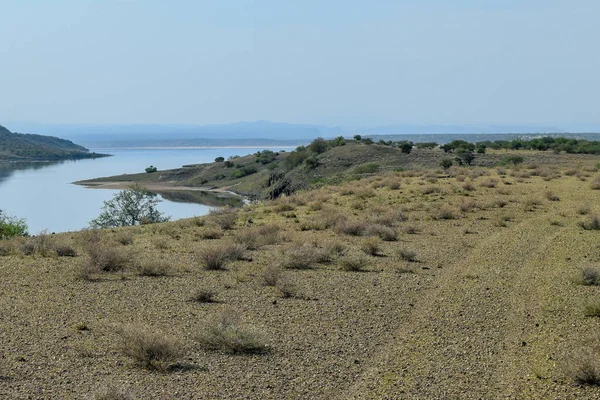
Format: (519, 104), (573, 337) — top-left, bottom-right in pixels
(0, 124), (108, 161)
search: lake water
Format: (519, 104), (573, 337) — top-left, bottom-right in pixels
(0, 147), (290, 234)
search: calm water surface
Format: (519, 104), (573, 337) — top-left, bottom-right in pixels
(0, 147), (289, 234)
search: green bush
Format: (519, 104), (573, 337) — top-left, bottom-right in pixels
(0, 210), (28, 239)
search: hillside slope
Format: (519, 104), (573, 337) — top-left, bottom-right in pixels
(77, 139), (600, 200)
(0, 125), (107, 161)
(2, 161), (600, 398)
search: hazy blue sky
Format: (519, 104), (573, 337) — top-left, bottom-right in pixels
(1, 0), (599, 127)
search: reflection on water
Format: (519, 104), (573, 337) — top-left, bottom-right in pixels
(0, 160), (66, 183)
(156, 190), (244, 208)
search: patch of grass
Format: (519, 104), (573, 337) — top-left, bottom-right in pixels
(118, 325), (185, 371)
(196, 313), (268, 354)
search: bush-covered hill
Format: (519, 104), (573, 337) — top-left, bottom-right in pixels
(77, 137), (600, 200)
(0, 125), (108, 161)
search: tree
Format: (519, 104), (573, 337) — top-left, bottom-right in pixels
(353, 134), (362, 141)
(214, 156), (225, 162)
(397, 141), (413, 154)
(90, 185), (170, 228)
(0, 210), (28, 239)
(440, 159), (453, 170)
(308, 137), (329, 154)
(145, 165), (157, 173)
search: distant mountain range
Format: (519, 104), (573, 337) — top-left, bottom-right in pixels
(0, 125), (107, 161)
(4, 121), (599, 149)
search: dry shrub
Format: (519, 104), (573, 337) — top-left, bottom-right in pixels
(462, 180), (476, 191)
(261, 265), (283, 286)
(334, 220), (368, 236)
(153, 236), (170, 249)
(234, 224), (281, 249)
(584, 300), (600, 317)
(493, 199), (508, 208)
(20, 240), (35, 256)
(339, 253), (369, 272)
(562, 343), (600, 385)
(397, 248), (418, 262)
(197, 242), (244, 270)
(196, 312), (268, 354)
(458, 198), (477, 212)
(281, 244), (329, 269)
(579, 215), (600, 231)
(299, 216), (329, 231)
(30, 230), (54, 257)
(577, 205), (592, 215)
(134, 258), (171, 277)
(480, 178), (498, 188)
(365, 224), (397, 241)
(591, 177), (600, 190)
(198, 225), (224, 240)
(545, 191), (560, 201)
(118, 325), (185, 371)
(0, 240), (15, 256)
(114, 231), (134, 246)
(372, 209), (408, 227)
(355, 187), (376, 199)
(323, 240), (346, 257)
(55, 244), (77, 257)
(82, 243), (131, 278)
(421, 186), (441, 195)
(433, 207), (457, 220)
(208, 207), (238, 230)
(580, 266), (600, 286)
(189, 288), (217, 303)
(404, 225), (419, 234)
(361, 237), (383, 256)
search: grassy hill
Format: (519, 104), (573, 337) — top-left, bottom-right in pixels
(0, 124), (108, 161)
(77, 138), (600, 200)
(2, 157), (600, 398)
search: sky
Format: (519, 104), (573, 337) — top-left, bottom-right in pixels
(1, 0), (599, 129)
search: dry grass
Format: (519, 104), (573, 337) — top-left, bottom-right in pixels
(580, 266), (600, 286)
(281, 244), (329, 269)
(189, 288), (217, 303)
(196, 312), (268, 354)
(339, 253), (369, 272)
(94, 385), (133, 400)
(361, 237), (383, 256)
(118, 325), (186, 371)
(562, 344), (600, 385)
(579, 215), (600, 230)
